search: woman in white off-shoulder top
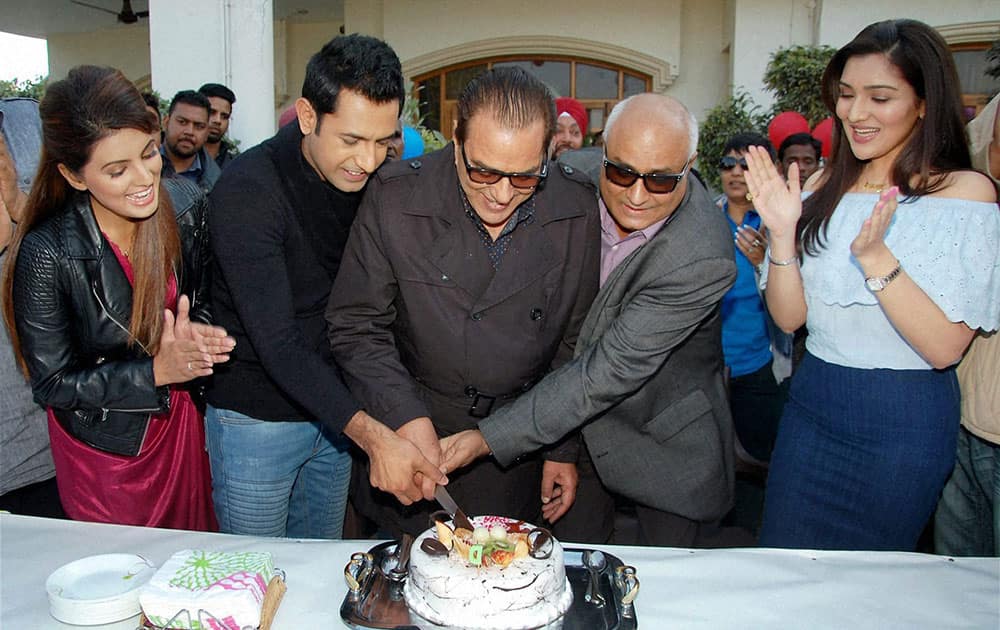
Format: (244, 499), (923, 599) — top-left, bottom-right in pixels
(744, 19), (1000, 551)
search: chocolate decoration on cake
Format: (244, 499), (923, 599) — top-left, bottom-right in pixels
(420, 538), (450, 557)
(528, 528), (554, 559)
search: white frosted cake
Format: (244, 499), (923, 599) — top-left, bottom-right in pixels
(139, 549), (274, 630)
(403, 515), (572, 629)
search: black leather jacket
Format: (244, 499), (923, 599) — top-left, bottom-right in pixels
(11, 178), (211, 456)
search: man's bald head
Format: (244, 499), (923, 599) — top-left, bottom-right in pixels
(604, 93), (699, 161)
(600, 93), (699, 237)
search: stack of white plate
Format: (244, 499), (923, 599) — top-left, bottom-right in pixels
(45, 553), (157, 625)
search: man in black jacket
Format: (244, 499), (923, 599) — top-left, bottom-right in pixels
(207, 34), (444, 539)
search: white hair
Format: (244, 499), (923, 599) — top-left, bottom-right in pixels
(604, 94), (699, 161)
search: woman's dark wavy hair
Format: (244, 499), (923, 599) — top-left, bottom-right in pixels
(2, 65), (179, 375)
(800, 19), (971, 255)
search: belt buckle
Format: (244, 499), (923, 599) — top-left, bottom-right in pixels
(468, 393), (496, 418)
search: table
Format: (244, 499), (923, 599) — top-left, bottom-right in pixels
(2, 513), (997, 628)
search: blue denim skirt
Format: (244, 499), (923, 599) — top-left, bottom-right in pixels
(759, 352), (959, 551)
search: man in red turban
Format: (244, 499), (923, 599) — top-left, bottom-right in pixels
(551, 97), (588, 158)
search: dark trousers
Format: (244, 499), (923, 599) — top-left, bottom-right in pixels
(551, 447), (615, 545)
(570, 448), (752, 548)
(0, 477), (66, 519)
(729, 360), (789, 463)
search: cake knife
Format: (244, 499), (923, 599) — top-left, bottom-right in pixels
(434, 485), (475, 531)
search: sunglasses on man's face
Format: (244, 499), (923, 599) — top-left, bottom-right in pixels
(718, 156), (749, 171)
(460, 144), (547, 190)
(602, 156), (689, 194)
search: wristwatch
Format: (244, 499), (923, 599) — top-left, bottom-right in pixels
(865, 264), (902, 292)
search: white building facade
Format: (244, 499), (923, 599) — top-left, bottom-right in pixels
(3, 0), (997, 148)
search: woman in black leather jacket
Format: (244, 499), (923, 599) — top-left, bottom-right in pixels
(1, 66), (234, 530)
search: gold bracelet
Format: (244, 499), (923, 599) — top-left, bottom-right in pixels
(768, 253), (798, 267)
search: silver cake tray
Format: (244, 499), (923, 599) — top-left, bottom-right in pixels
(340, 541), (639, 630)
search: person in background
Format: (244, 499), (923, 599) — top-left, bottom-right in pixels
(934, 92), (1000, 557)
(716, 133), (789, 467)
(777, 132), (822, 188)
(715, 132), (790, 538)
(0, 98), (64, 518)
(385, 117), (404, 161)
(277, 105), (297, 128)
(401, 125), (425, 160)
(161, 90), (220, 193)
(140, 92), (161, 127)
(550, 96), (587, 158)
(206, 34), (444, 539)
(198, 83), (238, 170)
(745, 19), (999, 551)
(2, 66), (235, 530)
(775, 132), (823, 371)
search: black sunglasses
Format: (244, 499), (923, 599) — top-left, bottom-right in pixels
(718, 156), (748, 171)
(460, 144), (547, 190)
(602, 155), (690, 194)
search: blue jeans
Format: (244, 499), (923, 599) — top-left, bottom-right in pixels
(204, 406), (352, 539)
(934, 426), (1000, 556)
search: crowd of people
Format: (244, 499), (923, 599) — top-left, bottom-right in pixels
(1, 18), (998, 557)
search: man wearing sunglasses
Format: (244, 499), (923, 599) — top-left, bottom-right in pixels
(440, 93), (741, 547)
(326, 67), (601, 540)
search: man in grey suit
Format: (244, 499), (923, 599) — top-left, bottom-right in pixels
(440, 93), (737, 546)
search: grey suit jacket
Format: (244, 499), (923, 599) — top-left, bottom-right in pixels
(479, 175), (738, 521)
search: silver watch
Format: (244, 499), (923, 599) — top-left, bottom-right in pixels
(865, 264), (902, 292)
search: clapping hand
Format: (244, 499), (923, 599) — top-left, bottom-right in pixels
(743, 145), (802, 241)
(850, 186), (899, 267)
(152, 295), (233, 385)
(172, 295), (235, 365)
(735, 224), (768, 266)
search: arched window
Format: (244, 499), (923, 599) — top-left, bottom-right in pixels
(951, 42), (999, 120)
(413, 56), (651, 140)
(936, 22), (1000, 120)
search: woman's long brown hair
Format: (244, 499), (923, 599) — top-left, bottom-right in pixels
(2, 65), (181, 377)
(799, 19), (972, 256)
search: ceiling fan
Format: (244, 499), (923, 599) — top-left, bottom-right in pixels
(70, 0), (149, 25)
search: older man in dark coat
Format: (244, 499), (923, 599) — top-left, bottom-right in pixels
(326, 68), (600, 538)
(440, 94), (738, 547)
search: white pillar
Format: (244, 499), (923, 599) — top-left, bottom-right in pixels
(149, 0), (275, 149)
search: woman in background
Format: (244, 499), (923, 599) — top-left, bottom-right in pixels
(745, 19), (999, 550)
(716, 132), (789, 466)
(2, 66), (233, 530)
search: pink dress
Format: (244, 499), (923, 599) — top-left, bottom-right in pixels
(48, 242), (217, 531)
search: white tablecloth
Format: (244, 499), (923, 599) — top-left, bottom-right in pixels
(2, 513), (997, 629)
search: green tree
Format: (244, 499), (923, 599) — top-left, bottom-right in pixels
(986, 39), (1000, 80)
(697, 90), (768, 194)
(762, 45), (836, 126)
(0, 75), (47, 100)
(403, 81), (447, 153)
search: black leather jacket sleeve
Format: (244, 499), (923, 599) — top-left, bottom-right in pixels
(12, 227), (166, 414)
(166, 177), (213, 325)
